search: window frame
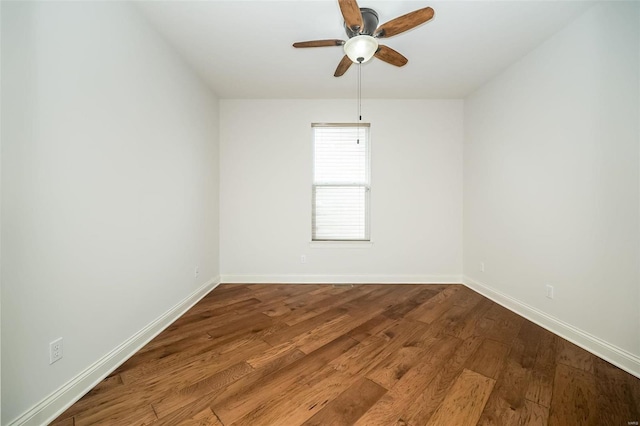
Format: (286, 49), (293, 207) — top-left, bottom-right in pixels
(311, 123), (371, 242)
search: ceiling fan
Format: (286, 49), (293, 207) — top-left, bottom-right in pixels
(293, 0), (434, 77)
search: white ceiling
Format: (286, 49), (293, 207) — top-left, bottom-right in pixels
(137, 0), (595, 99)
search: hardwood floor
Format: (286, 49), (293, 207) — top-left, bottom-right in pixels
(52, 284), (640, 425)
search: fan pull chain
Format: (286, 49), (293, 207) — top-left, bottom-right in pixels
(357, 61), (362, 144)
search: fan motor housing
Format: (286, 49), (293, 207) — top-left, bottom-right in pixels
(345, 8), (379, 38)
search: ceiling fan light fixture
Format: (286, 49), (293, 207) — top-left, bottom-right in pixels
(343, 35), (378, 63)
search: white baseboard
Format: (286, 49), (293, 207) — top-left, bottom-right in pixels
(220, 274), (463, 284)
(463, 275), (640, 379)
(9, 277), (221, 426)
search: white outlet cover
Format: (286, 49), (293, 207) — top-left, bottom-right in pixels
(50, 337), (63, 364)
(545, 285), (554, 299)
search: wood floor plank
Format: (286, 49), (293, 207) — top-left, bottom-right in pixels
(73, 399), (157, 426)
(302, 377), (387, 426)
(515, 320), (543, 369)
(89, 373), (124, 394)
(358, 319), (432, 375)
(286, 313), (354, 353)
(179, 297), (263, 322)
(426, 369), (495, 426)
(231, 368), (358, 425)
(446, 296), (493, 340)
(112, 333), (212, 375)
(279, 286), (375, 327)
(175, 408), (223, 426)
(328, 335), (392, 378)
(365, 343), (429, 390)
(404, 285), (462, 323)
(475, 302), (524, 345)
(354, 334), (462, 425)
(421, 303), (470, 337)
(166, 290), (259, 325)
(280, 285), (352, 312)
(522, 399), (550, 426)
(189, 285), (253, 309)
(53, 284), (640, 426)
(206, 312), (277, 340)
(248, 283), (321, 302)
(212, 335), (359, 425)
(263, 307), (349, 347)
(137, 310), (272, 356)
(593, 356), (640, 425)
(120, 334), (269, 385)
(345, 313), (397, 342)
(241, 362), (388, 426)
(150, 344), (307, 425)
(452, 286), (486, 308)
(365, 331), (438, 389)
(438, 301), (485, 337)
(465, 338), (510, 380)
(556, 337), (595, 374)
(379, 287), (439, 319)
(629, 371), (640, 419)
(403, 335), (484, 425)
(245, 342), (304, 369)
(151, 362), (253, 419)
(130, 339), (270, 392)
(549, 364), (599, 426)
(49, 417), (74, 426)
(57, 372), (124, 418)
(476, 320), (542, 425)
(242, 286), (328, 320)
(261, 303), (292, 318)
(526, 328), (558, 408)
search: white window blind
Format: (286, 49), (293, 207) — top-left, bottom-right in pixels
(312, 123), (370, 241)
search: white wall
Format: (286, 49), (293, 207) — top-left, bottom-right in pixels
(464, 1), (640, 364)
(220, 99), (463, 283)
(1, 2), (219, 424)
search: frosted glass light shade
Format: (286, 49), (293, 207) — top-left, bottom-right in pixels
(343, 35), (378, 63)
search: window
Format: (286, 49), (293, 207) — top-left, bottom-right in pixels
(312, 123), (370, 241)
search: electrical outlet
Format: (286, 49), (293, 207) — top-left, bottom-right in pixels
(50, 338), (63, 364)
(194, 266), (199, 278)
(480, 262), (485, 272)
(300, 255), (307, 264)
(546, 285), (554, 299)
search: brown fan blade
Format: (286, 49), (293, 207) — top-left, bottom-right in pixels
(338, 0), (363, 32)
(334, 55), (353, 77)
(293, 39), (345, 48)
(374, 45), (408, 67)
(375, 7), (434, 38)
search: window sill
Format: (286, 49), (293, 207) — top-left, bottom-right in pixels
(309, 241), (373, 249)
